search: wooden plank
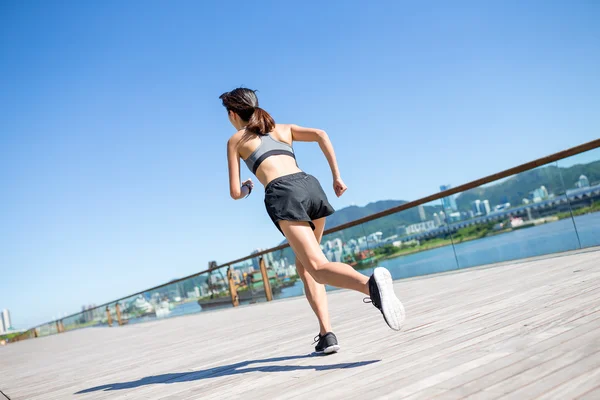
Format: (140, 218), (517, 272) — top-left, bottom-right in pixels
(537, 367), (600, 400)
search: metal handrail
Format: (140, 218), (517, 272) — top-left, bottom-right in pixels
(20, 137), (600, 336)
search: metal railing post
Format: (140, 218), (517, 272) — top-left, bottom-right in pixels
(106, 306), (113, 327)
(227, 266), (239, 307)
(115, 303), (123, 326)
(259, 256), (273, 301)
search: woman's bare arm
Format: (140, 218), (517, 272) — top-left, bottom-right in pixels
(290, 124), (347, 197)
(290, 124), (340, 179)
(227, 137), (252, 200)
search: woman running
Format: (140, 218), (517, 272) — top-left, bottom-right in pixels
(221, 88), (405, 354)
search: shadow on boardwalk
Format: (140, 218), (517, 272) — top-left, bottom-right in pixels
(76, 354), (380, 394)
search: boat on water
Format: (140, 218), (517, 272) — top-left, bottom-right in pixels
(197, 270), (284, 309)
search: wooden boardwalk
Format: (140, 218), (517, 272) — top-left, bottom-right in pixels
(1, 249), (600, 399)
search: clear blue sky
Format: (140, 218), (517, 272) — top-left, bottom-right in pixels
(1, 1), (599, 329)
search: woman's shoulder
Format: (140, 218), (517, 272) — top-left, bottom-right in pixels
(273, 124), (293, 143)
(274, 123), (293, 132)
(228, 129), (246, 143)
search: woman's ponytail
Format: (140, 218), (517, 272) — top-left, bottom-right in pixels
(246, 107), (275, 135)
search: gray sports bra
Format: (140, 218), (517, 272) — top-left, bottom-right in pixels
(243, 133), (296, 174)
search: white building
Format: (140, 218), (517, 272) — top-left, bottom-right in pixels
(1, 309), (11, 333)
(367, 232), (383, 244)
(482, 200), (491, 215)
(439, 210), (446, 223)
(357, 236), (368, 251)
(471, 200), (482, 216)
(405, 221), (436, 235)
(577, 175), (590, 188)
(433, 213), (441, 227)
(418, 205), (426, 221)
(324, 238), (344, 262)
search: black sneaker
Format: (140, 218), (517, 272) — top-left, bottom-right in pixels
(365, 267), (405, 331)
(313, 332), (340, 354)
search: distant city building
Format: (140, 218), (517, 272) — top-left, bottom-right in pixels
(251, 248), (276, 270)
(324, 238), (343, 262)
(265, 251), (275, 268)
(471, 200), (482, 216)
(448, 212), (462, 222)
(251, 249), (261, 271)
(440, 185), (458, 211)
(482, 200), (491, 215)
(405, 221), (436, 235)
(418, 205), (426, 221)
(577, 175), (590, 188)
(397, 225), (407, 236)
(367, 232), (383, 244)
(530, 186), (550, 203)
(382, 235), (399, 244)
(470, 199), (491, 216)
(357, 236), (368, 251)
(494, 202), (511, 211)
(439, 210), (446, 224)
(433, 213), (441, 226)
(1, 309), (11, 332)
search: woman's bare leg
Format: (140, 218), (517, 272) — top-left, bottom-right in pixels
(294, 218), (331, 335)
(279, 220), (370, 295)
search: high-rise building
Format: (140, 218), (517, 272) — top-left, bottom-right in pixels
(251, 249), (262, 271)
(440, 185), (458, 211)
(482, 200), (491, 215)
(1, 309), (11, 332)
(418, 205), (426, 222)
(471, 200), (482, 216)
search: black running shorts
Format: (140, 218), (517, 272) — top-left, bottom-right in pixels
(264, 172), (335, 235)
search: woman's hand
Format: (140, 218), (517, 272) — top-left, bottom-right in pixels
(241, 178), (254, 197)
(333, 177), (347, 197)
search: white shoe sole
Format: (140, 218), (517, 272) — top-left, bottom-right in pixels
(373, 267), (405, 331)
(315, 344), (340, 355)
(324, 344), (340, 354)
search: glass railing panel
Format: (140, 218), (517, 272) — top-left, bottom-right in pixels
(357, 200), (460, 280)
(61, 311), (96, 332)
(266, 248), (303, 302)
(443, 162), (580, 269)
(556, 147), (600, 248)
(225, 257), (264, 306)
(116, 291), (158, 325)
(165, 276), (205, 318)
(37, 322), (57, 337)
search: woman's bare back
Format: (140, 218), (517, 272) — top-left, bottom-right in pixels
(233, 124), (302, 187)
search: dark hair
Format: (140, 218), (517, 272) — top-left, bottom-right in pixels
(219, 88), (275, 135)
